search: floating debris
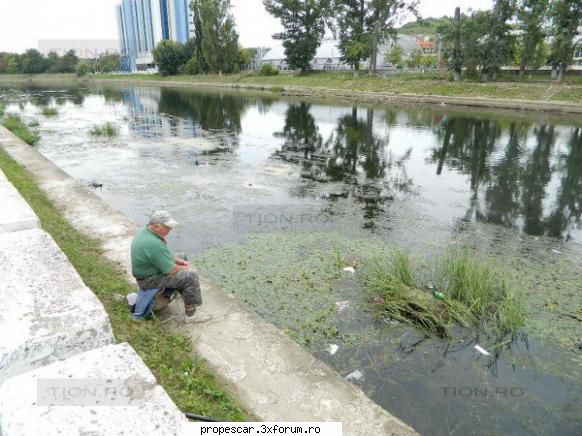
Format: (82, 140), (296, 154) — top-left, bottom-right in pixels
(335, 300), (350, 313)
(328, 344), (339, 355)
(551, 249), (562, 255)
(345, 370), (364, 382)
(474, 345), (491, 356)
(343, 266), (356, 274)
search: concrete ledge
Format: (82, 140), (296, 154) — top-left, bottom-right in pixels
(0, 167), (7, 182)
(0, 343), (188, 435)
(0, 181), (40, 233)
(188, 282), (416, 435)
(0, 229), (114, 383)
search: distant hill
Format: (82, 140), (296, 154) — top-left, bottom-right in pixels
(398, 17), (450, 38)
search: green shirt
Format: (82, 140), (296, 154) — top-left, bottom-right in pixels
(131, 226), (175, 278)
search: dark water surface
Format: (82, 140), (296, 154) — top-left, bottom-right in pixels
(1, 84), (580, 435)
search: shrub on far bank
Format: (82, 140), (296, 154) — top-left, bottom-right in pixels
(1, 115), (40, 145)
(89, 122), (119, 137)
(76, 60), (92, 77)
(260, 64), (279, 76)
(179, 57), (200, 75)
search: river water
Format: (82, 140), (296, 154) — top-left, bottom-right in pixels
(1, 84), (580, 435)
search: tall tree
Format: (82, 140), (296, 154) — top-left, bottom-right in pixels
(20, 49), (47, 74)
(264, 0), (331, 72)
(480, 0), (516, 81)
(190, 0), (240, 74)
(451, 7), (462, 81)
(335, 0), (372, 73)
(516, 0), (549, 75)
(548, 0), (582, 82)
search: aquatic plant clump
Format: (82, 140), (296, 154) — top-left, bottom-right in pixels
(41, 106), (58, 117)
(1, 115), (40, 145)
(0, 103), (5, 118)
(89, 122), (119, 137)
(362, 248), (526, 341)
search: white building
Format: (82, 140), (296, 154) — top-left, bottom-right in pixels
(260, 35), (423, 71)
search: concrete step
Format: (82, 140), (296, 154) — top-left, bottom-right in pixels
(0, 342), (188, 435)
(0, 229), (114, 383)
(0, 179), (40, 233)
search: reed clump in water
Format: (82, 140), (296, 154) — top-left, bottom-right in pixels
(89, 122), (119, 137)
(362, 248), (525, 341)
(41, 106), (58, 117)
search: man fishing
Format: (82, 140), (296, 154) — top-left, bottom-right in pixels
(131, 210), (212, 323)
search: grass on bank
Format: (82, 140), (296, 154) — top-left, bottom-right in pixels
(91, 71), (582, 104)
(0, 147), (247, 421)
(362, 248), (526, 341)
(89, 122), (119, 137)
(1, 114), (40, 145)
(41, 106), (58, 117)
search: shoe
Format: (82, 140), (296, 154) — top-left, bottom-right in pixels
(184, 311), (213, 324)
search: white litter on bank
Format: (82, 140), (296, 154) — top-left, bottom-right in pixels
(328, 344), (339, 355)
(126, 292), (138, 306)
(343, 267), (356, 274)
(335, 300), (350, 313)
(345, 370), (364, 381)
(474, 345), (491, 356)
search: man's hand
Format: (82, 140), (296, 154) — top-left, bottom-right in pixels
(175, 258), (191, 268)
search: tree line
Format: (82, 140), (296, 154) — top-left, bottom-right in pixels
(0, 49), (120, 76)
(440, 0), (581, 82)
(263, 0), (580, 79)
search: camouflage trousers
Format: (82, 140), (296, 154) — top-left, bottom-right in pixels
(136, 270), (202, 310)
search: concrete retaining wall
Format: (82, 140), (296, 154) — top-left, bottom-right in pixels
(0, 162), (187, 435)
(0, 343), (186, 436)
(0, 124), (416, 435)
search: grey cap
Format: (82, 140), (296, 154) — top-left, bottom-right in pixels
(149, 210), (179, 228)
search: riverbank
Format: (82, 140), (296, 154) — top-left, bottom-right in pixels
(0, 138), (247, 421)
(0, 123), (416, 434)
(1, 72), (582, 114)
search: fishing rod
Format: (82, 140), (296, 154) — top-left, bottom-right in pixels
(185, 412), (224, 422)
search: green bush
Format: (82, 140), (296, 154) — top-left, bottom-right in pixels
(0, 103), (5, 118)
(2, 115), (40, 145)
(260, 63), (279, 76)
(75, 60), (92, 77)
(179, 57), (200, 75)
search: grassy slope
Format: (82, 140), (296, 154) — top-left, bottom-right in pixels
(91, 72), (582, 104)
(1, 72), (582, 104)
(0, 147), (247, 421)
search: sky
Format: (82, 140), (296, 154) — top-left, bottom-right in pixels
(0, 0), (493, 54)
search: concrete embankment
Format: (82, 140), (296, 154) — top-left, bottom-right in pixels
(0, 124), (417, 435)
(0, 150), (187, 433)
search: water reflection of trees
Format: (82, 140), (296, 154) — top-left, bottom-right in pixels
(546, 128), (582, 239)
(432, 117), (582, 239)
(275, 103), (413, 227)
(158, 88), (247, 134)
